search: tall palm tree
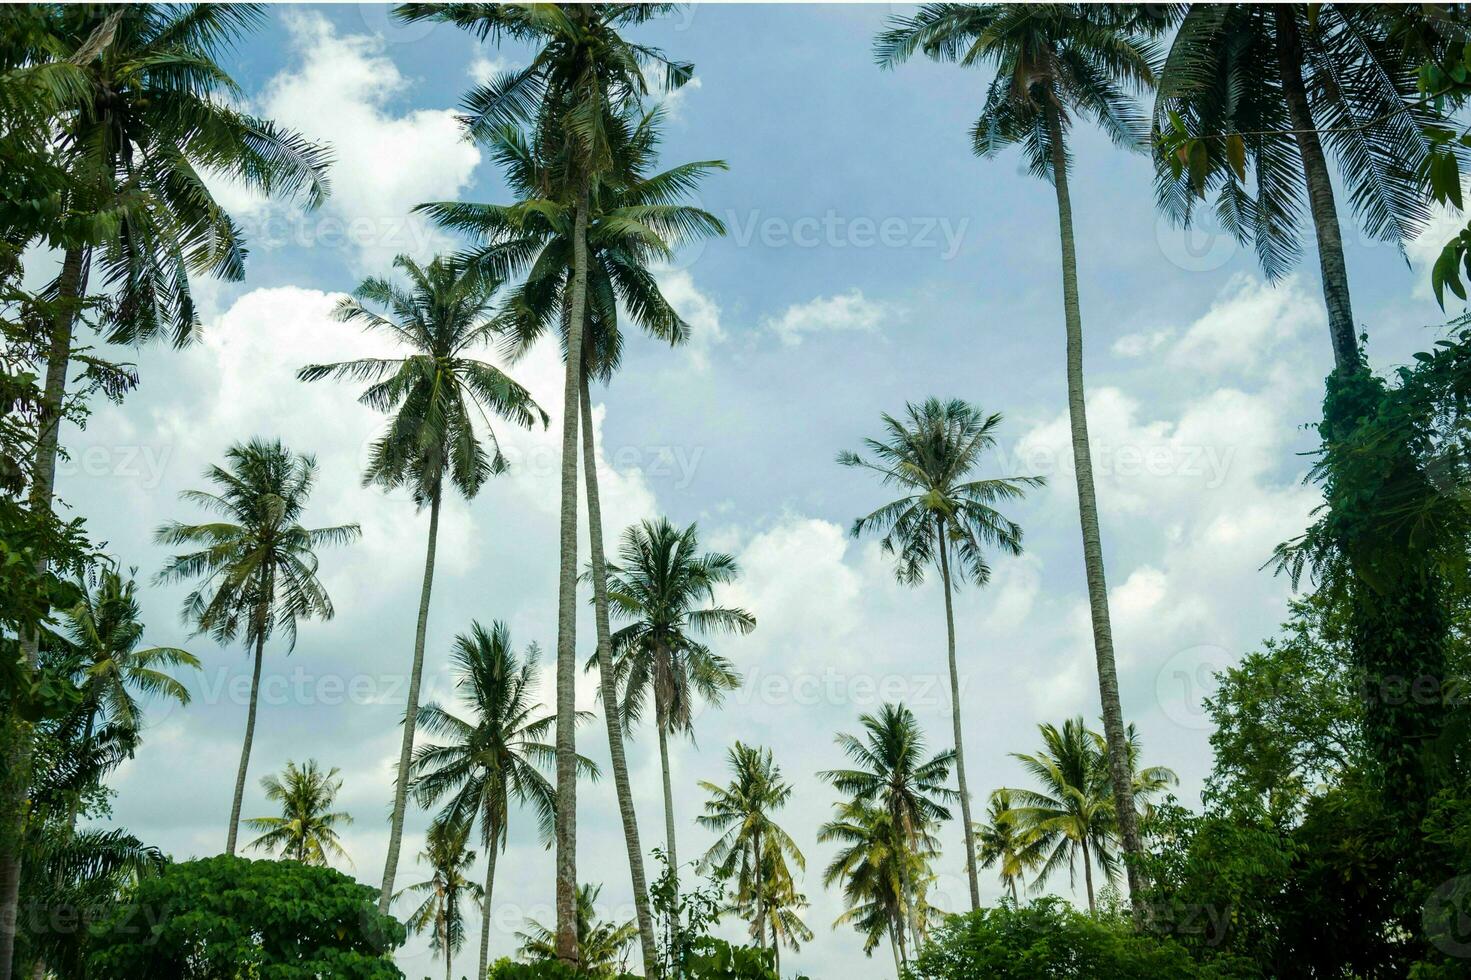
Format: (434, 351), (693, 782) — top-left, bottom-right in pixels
(874, 4), (1165, 900)
(397, 818), (484, 980)
(1004, 717), (1177, 914)
(697, 742), (805, 956)
(155, 439), (358, 857)
(392, 5), (695, 958)
(976, 788), (1044, 906)
(820, 703), (956, 956)
(410, 621), (597, 980)
(0, 8), (328, 966)
(244, 759), (352, 868)
(839, 398), (1039, 910)
(517, 882), (639, 977)
(604, 517), (754, 902)
(819, 798), (936, 977)
(297, 254), (545, 912)
(62, 568), (199, 751)
(419, 107), (726, 974)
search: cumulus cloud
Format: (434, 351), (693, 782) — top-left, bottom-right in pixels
(763, 288), (891, 346)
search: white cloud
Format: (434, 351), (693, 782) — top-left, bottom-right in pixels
(1165, 273), (1321, 374)
(1113, 327), (1175, 358)
(468, 54), (509, 86)
(763, 288), (890, 346)
(654, 268), (726, 369)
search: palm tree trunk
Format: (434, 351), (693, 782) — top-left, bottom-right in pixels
(0, 246), (88, 980)
(888, 920), (902, 977)
(379, 493), (442, 911)
(752, 834), (766, 952)
(578, 377), (659, 976)
(655, 698), (679, 889)
(477, 827), (498, 980)
(553, 178), (590, 967)
(1081, 839), (1096, 916)
(1009, 875), (1019, 906)
(1044, 103), (1145, 903)
(225, 629), (267, 855)
(1275, 7), (1358, 373)
(771, 916), (780, 976)
(935, 522), (980, 911)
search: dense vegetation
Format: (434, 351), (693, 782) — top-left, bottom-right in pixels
(2, 2), (1470, 978)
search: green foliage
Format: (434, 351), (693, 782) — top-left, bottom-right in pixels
(87, 855), (406, 978)
(487, 959), (635, 980)
(903, 899), (1241, 980)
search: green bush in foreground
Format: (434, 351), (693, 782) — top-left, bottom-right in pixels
(903, 899), (1251, 980)
(87, 854), (406, 978)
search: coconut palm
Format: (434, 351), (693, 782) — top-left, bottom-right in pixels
(297, 254), (545, 912)
(0, 8), (328, 964)
(874, 4), (1166, 898)
(1004, 717), (1177, 914)
(517, 882), (639, 977)
(839, 398), (1040, 910)
(697, 742), (805, 956)
(819, 798), (938, 976)
(244, 759), (352, 868)
(604, 517), (753, 902)
(820, 703), (956, 957)
(756, 872), (814, 977)
(155, 439), (358, 857)
(398, 818), (484, 980)
(410, 621), (598, 980)
(62, 567), (199, 749)
(392, 5), (695, 958)
(976, 788), (1045, 906)
(419, 106), (726, 972)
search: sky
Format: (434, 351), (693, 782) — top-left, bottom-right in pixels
(42, 4), (1466, 976)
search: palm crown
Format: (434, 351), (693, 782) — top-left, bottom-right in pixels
(297, 255), (548, 506)
(397, 817), (483, 961)
(244, 759), (353, 867)
(822, 703), (958, 847)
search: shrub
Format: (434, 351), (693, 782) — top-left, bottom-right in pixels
(87, 854), (406, 978)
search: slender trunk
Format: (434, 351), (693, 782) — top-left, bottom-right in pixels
(1275, 7), (1359, 373)
(887, 920), (902, 977)
(1044, 103), (1144, 903)
(770, 915), (780, 976)
(478, 823), (498, 980)
(579, 377), (659, 975)
(935, 522), (980, 911)
(1081, 839), (1096, 916)
(655, 695), (679, 890)
(225, 629), (267, 855)
(0, 247), (88, 980)
(445, 941), (452, 980)
(1009, 875), (1019, 907)
(379, 493), (442, 911)
(752, 834), (765, 952)
(896, 819), (920, 954)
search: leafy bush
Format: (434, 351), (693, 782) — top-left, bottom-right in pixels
(487, 959), (636, 980)
(87, 854), (406, 978)
(903, 899), (1244, 979)
(488, 936), (804, 980)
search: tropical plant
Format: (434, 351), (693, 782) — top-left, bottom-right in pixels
(747, 858), (813, 976)
(604, 517), (753, 902)
(155, 439), (359, 857)
(874, 2), (1166, 898)
(976, 788), (1045, 906)
(244, 759), (353, 868)
(839, 397), (1039, 909)
(391, 3), (695, 958)
(410, 621), (597, 980)
(820, 702), (956, 966)
(696, 742), (805, 961)
(1004, 718), (1177, 914)
(419, 104), (727, 973)
(399, 818), (484, 980)
(517, 883), (639, 977)
(297, 253), (545, 911)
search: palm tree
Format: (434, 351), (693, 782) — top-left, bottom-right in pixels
(297, 254), (545, 912)
(604, 517), (754, 903)
(410, 621), (597, 980)
(62, 567), (199, 753)
(697, 742), (806, 957)
(244, 759), (352, 868)
(839, 398), (1040, 910)
(419, 106), (726, 973)
(398, 818), (484, 980)
(756, 871), (814, 977)
(155, 439), (358, 857)
(0, 7), (328, 965)
(874, 4), (1165, 900)
(1004, 717), (1177, 914)
(392, 5), (696, 959)
(976, 789), (1045, 906)
(819, 799), (936, 976)
(820, 703), (956, 957)
(517, 882), (639, 977)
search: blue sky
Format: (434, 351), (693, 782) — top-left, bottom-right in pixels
(49, 4), (1463, 976)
